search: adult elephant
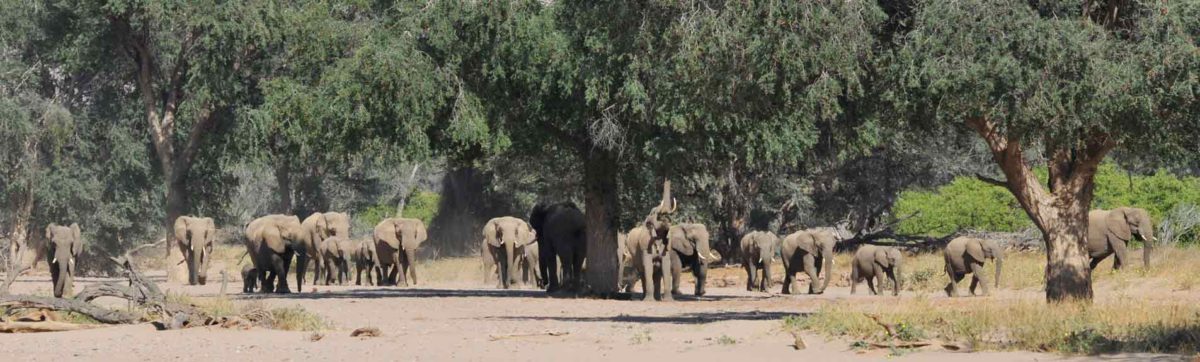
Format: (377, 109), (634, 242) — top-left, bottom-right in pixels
(623, 180), (679, 301)
(482, 216), (537, 289)
(354, 238), (381, 286)
(667, 223), (718, 296)
(1087, 207), (1155, 270)
(851, 245), (903, 296)
(173, 216), (216, 286)
(943, 237), (1003, 297)
(740, 231), (778, 293)
(530, 202), (586, 293)
(374, 217), (427, 286)
(780, 228), (839, 295)
(45, 223), (83, 298)
(245, 215), (308, 293)
(302, 212), (351, 286)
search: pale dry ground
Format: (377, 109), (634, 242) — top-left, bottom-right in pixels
(1, 245), (1195, 361)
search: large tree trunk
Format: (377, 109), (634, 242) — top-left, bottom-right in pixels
(164, 173), (189, 283)
(968, 118), (1114, 303)
(583, 150), (620, 295)
(274, 161), (293, 214)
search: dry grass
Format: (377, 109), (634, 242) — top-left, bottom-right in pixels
(171, 294), (331, 332)
(780, 246), (1200, 355)
(783, 297), (1200, 354)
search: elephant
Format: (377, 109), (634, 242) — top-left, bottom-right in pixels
(244, 214), (309, 293)
(943, 237), (1003, 297)
(44, 223), (83, 298)
(353, 238), (382, 286)
(1087, 207), (1156, 270)
(623, 179), (679, 301)
(851, 245), (903, 296)
(530, 201), (586, 293)
(740, 231), (778, 293)
(780, 228), (839, 295)
(241, 264), (258, 293)
(320, 236), (356, 285)
(373, 217), (427, 286)
(667, 223), (719, 296)
(521, 241), (542, 287)
(617, 232), (638, 293)
(173, 216), (216, 286)
(482, 216), (537, 289)
(301, 212), (351, 286)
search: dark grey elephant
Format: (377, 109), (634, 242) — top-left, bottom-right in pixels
(943, 237), (1003, 297)
(45, 223), (83, 298)
(780, 228), (839, 294)
(851, 245), (903, 296)
(667, 223), (718, 296)
(482, 216), (537, 289)
(173, 216), (216, 286)
(740, 231), (779, 293)
(1087, 207), (1155, 270)
(530, 202), (586, 293)
(244, 214), (308, 293)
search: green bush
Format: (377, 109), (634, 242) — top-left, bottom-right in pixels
(357, 191), (441, 229)
(894, 164), (1200, 240)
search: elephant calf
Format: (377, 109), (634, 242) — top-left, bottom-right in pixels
(741, 231), (779, 293)
(851, 245), (902, 296)
(354, 238), (381, 286)
(242, 264), (259, 293)
(943, 237), (1003, 297)
(321, 236), (356, 286)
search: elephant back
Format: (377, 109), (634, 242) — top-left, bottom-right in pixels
(324, 212), (352, 238)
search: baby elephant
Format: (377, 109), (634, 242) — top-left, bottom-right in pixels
(741, 231), (779, 293)
(943, 237), (1003, 297)
(241, 264), (258, 293)
(851, 245), (903, 296)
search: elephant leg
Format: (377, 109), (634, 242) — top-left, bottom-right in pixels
(312, 254), (322, 285)
(1088, 255), (1105, 270)
(541, 247), (558, 292)
(661, 254), (674, 302)
(865, 274), (877, 295)
(945, 266), (963, 297)
(744, 262), (756, 292)
(669, 252), (683, 296)
(694, 260), (707, 297)
(276, 251), (293, 294)
(1111, 240), (1128, 271)
(641, 253), (655, 301)
(390, 251), (403, 286)
(969, 262), (989, 296)
(850, 266), (859, 295)
(49, 261), (62, 298)
(405, 248), (419, 286)
(802, 254), (818, 294)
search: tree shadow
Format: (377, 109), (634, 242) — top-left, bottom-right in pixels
(1067, 323), (1200, 357)
(481, 310), (805, 325)
(225, 287), (767, 302)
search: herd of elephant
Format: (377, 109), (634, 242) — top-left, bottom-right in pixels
(29, 187), (1154, 301)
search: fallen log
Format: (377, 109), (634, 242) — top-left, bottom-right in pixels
(0, 321), (106, 333)
(0, 295), (139, 324)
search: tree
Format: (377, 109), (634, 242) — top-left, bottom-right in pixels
(887, 0), (1199, 301)
(418, 0), (885, 294)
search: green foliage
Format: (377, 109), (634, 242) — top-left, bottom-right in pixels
(357, 191), (441, 231)
(895, 164), (1200, 237)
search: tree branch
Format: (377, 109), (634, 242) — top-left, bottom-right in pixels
(975, 173), (1008, 187)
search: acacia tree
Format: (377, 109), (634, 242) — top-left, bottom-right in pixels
(888, 0), (1198, 301)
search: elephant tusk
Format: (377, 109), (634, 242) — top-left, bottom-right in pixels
(52, 257), (57, 264)
(670, 198), (678, 213)
(70, 257), (74, 265)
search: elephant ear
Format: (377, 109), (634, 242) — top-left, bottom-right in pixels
(173, 217), (189, 244)
(516, 222), (535, 247)
(1107, 209), (1133, 241)
(964, 239), (986, 262)
(483, 220), (501, 247)
(795, 232), (816, 254)
(668, 226), (694, 256)
(875, 248), (892, 268)
(70, 223), (82, 256)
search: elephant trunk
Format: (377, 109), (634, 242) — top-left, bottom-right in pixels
(1143, 236), (1153, 268)
(993, 255), (1003, 289)
(53, 251), (70, 298)
(820, 252), (834, 293)
(504, 239), (516, 289)
(186, 248), (199, 285)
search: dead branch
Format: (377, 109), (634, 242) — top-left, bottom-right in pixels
(975, 173), (1008, 188)
(488, 330), (570, 341)
(865, 313), (897, 338)
(0, 295), (139, 324)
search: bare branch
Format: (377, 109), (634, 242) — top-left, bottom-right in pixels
(975, 173), (1008, 187)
